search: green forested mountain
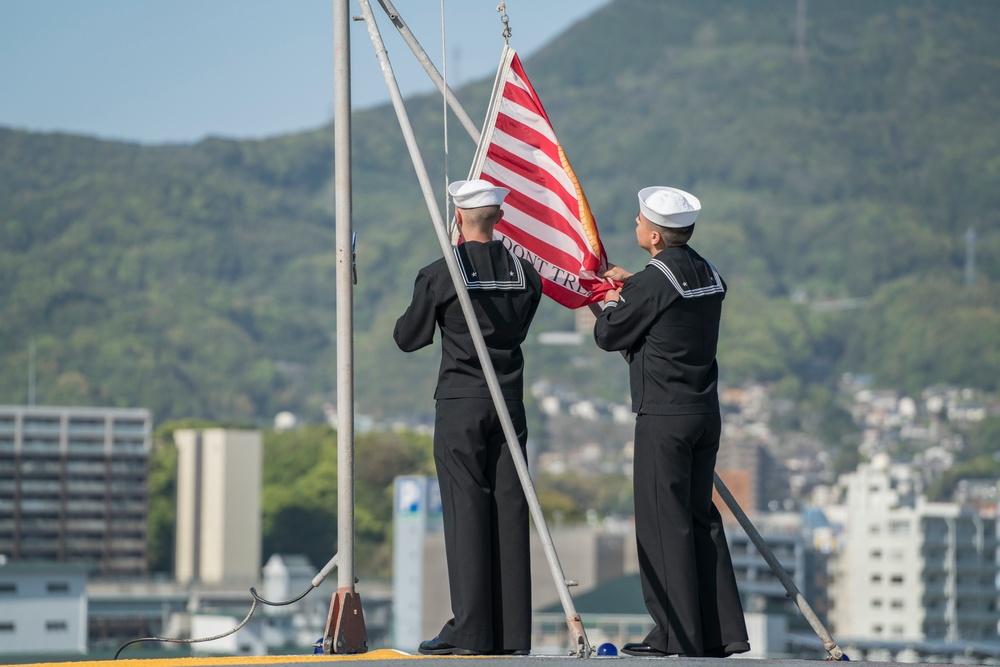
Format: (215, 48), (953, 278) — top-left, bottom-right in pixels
(2, 0), (998, 424)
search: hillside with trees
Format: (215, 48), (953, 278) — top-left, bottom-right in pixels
(2, 0), (998, 425)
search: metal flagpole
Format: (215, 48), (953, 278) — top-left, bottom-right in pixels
(356, 0), (591, 656)
(321, 0), (368, 654)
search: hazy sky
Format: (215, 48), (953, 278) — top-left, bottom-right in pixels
(0, 0), (609, 144)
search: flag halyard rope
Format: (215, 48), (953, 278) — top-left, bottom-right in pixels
(441, 0), (450, 231)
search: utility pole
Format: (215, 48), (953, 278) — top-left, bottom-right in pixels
(28, 340), (36, 405)
(795, 0), (809, 71)
(964, 227), (976, 287)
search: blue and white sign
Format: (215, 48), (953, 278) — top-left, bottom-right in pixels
(396, 476), (424, 514)
(393, 475), (430, 649)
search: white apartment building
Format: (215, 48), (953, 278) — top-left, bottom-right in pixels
(0, 405), (151, 577)
(174, 428), (262, 585)
(0, 560), (88, 655)
(827, 455), (999, 642)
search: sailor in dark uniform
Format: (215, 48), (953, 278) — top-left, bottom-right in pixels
(594, 186), (749, 658)
(394, 179), (543, 656)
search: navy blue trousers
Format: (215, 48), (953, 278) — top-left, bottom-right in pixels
(434, 398), (531, 653)
(633, 412), (747, 656)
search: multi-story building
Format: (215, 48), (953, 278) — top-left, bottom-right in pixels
(174, 428), (262, 585)
(827, 455), (999, 642)
(0, 406), (151, 577)
(0, 560), (88, 656)
(729, 516), (810, 615)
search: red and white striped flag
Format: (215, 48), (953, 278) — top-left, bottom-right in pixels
(464, 47), (615, 309)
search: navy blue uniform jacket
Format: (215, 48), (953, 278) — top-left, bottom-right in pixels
(393, 240), (543, 401)
(594, 245), (726, 415)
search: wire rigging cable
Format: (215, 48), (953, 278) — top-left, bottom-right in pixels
(114, 554), (342, 658)
(113, 597), (261, 659)
(113, 585), (314, 659)
(441, 0), (450, 228)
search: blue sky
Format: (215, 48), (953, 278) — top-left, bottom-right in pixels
(0, 0), (608, 144)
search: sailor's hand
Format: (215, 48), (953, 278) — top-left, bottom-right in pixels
(602, 264), (632, 281)
(603, 288), (621, 304)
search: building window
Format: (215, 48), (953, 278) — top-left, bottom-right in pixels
(113, 420), (146, 433)
(870, 549), (882, 559)
(24, 418), (59, 430)
(47, 581), (70, 593)
(924, 623), (945, 639)
(0, 621), (14, 632)
(870, 574), (882, 584)
(0, 583), (15, 594)
(869, 524), (882, 534)
(890, 574), (904, 585)
(889, 520), (910, 534)
(46, 620), (68, 632)
(891, 625), (905, 637)
(872, 624), (883, 635)
(871, 599), (883, 608)
(891, 599), (903, 609)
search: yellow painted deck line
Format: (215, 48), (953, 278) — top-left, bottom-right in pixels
(21, 648), (527, 667)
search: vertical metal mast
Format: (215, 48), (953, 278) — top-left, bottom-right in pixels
(333, 0), (354, 599)
(322, 0), (368, 654)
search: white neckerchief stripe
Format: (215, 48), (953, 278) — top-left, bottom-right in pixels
(647, 258), (724, 299)
(455, 247), (526, 291)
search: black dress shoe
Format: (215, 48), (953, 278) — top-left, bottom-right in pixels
(704, 641), (751, 658)
(496, 649), (530, 655)
(418, 635), (485, 655)
(621, 642), (672, 657)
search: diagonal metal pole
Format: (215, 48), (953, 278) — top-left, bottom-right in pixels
(356, 0), (591, 656)
(374, 0), (481, 143)
(713, 474), (844, 660)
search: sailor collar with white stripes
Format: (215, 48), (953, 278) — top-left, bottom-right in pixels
(454, 246), (526, 291)
(647, 256), (724, 299)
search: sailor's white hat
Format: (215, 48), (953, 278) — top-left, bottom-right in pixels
(638, 186), (701, 228)
(448, 179), (510, 209)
